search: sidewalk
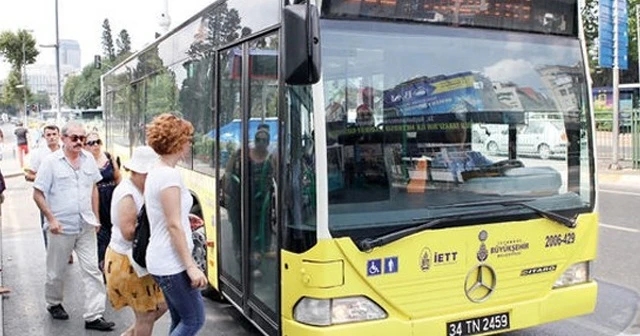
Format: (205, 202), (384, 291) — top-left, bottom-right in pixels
(0, 144), (23, 336)
(597, 160), (640, 187)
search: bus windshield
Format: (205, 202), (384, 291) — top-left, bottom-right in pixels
(320, 20), (593, 236)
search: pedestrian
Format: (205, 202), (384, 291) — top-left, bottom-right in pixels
(25, 125), (66, 252)
(145, 113), (206, 335)
(84, 132), (121, 272)
(14, 121), (29, 168)
(32, 121), (116, 331)
(105, 146), (167, 336)
(0, 127), (4, 160)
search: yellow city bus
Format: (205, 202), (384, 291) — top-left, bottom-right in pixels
(102, 0), (597, 335)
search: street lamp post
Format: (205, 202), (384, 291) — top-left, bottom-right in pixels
(20, 29), (33, 127)
(40, 0), (61, 122)
(21, 39), (28, 127)
(55, 0), (61, 122)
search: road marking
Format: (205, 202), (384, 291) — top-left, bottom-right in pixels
(599, 189), (640, 197)
(600, 223), (640, 233)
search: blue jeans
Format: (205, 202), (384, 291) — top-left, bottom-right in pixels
(153, 271), (205, 336)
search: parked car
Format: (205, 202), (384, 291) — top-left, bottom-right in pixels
(484, 121), (567, 160)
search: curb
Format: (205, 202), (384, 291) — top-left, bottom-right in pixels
(4, 172), (23, 179)
(598, 172), (640, 186)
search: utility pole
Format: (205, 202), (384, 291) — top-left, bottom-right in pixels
(55, 0), (61, 122)
(610, 0), (622, 169)
(21, 36), (28, 127)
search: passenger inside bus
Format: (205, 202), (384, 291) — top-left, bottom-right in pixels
(355, 87), (375, 126)
(223, 124), (277, 279)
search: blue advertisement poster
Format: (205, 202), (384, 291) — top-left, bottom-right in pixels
(383, 72), (485, 116)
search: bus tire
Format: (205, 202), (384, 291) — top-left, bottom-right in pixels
(190, 203), (225, 302)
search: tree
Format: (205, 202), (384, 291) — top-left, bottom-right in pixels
(102, 19), (115, 61)
(62, 63), (105, 109)
(32, 91), (51, 110)
(0, 29), (39, 71)
(116, 29), (132, 58)
(63, 74), (81, 107)
(582, 0), (640, 86)
(1, 69), (31, 108)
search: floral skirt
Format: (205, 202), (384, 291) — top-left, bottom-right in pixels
(104, 247), (165, 312)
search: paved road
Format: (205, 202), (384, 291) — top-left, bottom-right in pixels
(0, 123), (260, 335)
(2, 122), (640, 335)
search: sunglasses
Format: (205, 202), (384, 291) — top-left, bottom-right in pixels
(66, 134), (86, 143)
(86, 139), (102, 146)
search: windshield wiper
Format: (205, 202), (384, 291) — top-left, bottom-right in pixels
(357, 216), (460, 252)
(356, 199), (576, 252)
(357, 207), (502, 252)
(437, 199), (577, 229)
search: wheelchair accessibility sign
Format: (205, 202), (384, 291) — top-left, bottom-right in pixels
(367, 257), (398, 276)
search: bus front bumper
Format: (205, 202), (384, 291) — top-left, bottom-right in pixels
(282, 281), (597, 336)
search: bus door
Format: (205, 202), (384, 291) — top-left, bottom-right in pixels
(218, 33), (280, 335)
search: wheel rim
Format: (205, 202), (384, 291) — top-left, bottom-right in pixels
(192, 227), (207, 273)
(538, 144), (551, 160)
(487, 142), (498, 154)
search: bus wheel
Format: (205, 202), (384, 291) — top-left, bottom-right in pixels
(190, 204), (224, 301)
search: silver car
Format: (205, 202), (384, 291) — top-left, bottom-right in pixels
(484, 121), (567, 160)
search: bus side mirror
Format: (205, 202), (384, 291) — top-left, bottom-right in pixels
(283, 4), (321, 85)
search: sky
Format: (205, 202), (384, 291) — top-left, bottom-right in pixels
(0, 0), (213, 78)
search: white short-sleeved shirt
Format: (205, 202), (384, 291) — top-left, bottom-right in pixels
(144, 166), (193, 275)
(33, 148), (102, 234)
(109, 179), (144, 254)
(30, 145), (58, 173)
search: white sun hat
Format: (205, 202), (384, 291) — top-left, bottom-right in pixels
(123, 146), (158, 174)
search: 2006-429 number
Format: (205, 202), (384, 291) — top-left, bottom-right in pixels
(545, 232), (576, 248)
(447, 313), (510, 336)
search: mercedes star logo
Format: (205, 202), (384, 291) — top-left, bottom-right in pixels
(464, 264), (497, 303)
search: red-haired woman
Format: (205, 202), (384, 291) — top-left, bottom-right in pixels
(144, 113), (206, 335)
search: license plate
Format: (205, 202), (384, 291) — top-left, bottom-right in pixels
(446, 312), (510, 336)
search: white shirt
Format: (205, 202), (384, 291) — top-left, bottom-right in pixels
(33, 149), (102, 234)
(30, 144), (59, 172)
(109, 179), (144, 254)
(144, 165), (193, 275)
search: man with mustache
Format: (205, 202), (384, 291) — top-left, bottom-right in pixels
(32, 122), (116, 331)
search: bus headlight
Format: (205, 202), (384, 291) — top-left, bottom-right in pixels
(293, 296), (387, 326)
(553, 261), (591, 288)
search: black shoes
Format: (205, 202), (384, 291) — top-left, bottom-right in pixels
(47, 304), (69, 320)
(85, 317), (115, 331)
(48, 304), (114, 331)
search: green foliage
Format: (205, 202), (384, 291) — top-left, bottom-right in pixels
(116, 29), (132, 57)
(193, 133), (215, 161)
(146, 71), (178, 117)
(583, 0), (640, 85)
(63, 75), (81, 107)
(1, 69), (31, 108)
(0, 29), (38, 71)
(102, 19), (115, 61)
(62, 63), (105, 109)
(32, 91), (51, 109)
(0, 29), (38, 111)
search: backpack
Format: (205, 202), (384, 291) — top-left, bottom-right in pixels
(132, 205), (150, 268)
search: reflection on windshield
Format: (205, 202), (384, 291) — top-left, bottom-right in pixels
(321, 20), (592, 231)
